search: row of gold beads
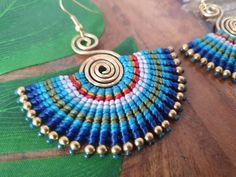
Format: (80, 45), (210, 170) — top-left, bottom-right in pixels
(16, 87), (168, 157)
(169, 46), (186, 121)
(180, 44), (236, 82)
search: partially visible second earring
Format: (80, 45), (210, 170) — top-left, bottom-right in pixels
(181, 0), (236, 83)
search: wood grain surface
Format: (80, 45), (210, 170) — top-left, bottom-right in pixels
(0, 0), (236, 177)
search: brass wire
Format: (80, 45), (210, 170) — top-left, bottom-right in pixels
(199, 0), (236, 37)
(59, 0), (123, 87)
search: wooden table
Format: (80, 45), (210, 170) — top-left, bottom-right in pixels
(1, 0), (235, 176)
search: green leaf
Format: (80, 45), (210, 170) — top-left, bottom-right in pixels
(0, 0), (104, 75)
(0, 155), (121, 177)
(113, 37), (139, 55)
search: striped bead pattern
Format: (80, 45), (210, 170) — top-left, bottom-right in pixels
(181, 30), (236, 83)
(16, 48), (186, 158)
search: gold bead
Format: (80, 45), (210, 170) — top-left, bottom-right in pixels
(59, 136), (69, 145)
(111, 145), (122, 155)
(168, 109), (177, 119)
(171, 52), (177, 58)
(40, 125), (50, 135)
(186, 49), (194, 56)
(168, 46), (175, 52)
(207, 62), (215, 71)
(27, 110), (36, 118)
(161, 120), (170, 129)
(49, 131), (58, 140)
(144, 132), (154, 142)
(134, 137), (144, 147)
(177, 92), (184, 101)
(70, 141), (80, 150)
(193, 53), (201, 61)
(173, 102), (182, 111)
(181, 44), (189, 52)
(154, 126), (163, 135)
(97, 145), (108, 155)
(215, 66), (223, 74)
(23, 101), (32, 110)
(176, 66), (184, 75)
(17, 87), (25, 96)
(178, 83), (185, 92)
(178, 76), (186, 83)
(19, 95), (28, 103)
(174, 59), (181, 66)
(200, 57), (208, 66)
(223, 70), (231, 78)
(32, 117), (41, 127)
(84, 145), (95, 155)
(123, 142), (133, 152)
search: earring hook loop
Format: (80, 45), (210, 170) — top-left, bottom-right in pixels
(59, 0), (85, 37)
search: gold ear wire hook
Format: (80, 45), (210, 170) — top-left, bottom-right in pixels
(199, 0), (222, 19)
(59, 0), (85, 37)
(199, 0), (207, 10)
(59, 0), (120, 61)
(199, 0), (223, 30)
(59, 0), (122, 87)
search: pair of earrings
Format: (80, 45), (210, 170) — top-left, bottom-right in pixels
(16, 0), (235, 158)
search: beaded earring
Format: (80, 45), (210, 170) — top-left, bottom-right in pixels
(180, 0), (236, 83)
(16, 0), (186, 158)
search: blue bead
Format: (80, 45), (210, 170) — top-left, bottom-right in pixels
(25, 117), (31, 122)
(99, 154), (105, 158)
(38, 132), (43, 137)
(148, 140), (155, 145)
(199, 62), (205, 67)
(16, 98), (21, 104)
(112, 154), (120, 159)
(137, 146), (143, 151)
(84, 154), (91, 158)
(29, 123), (36, 129)
(174, 115), (181, 121)
(14, 90), (18, 95)
(206, 67), (212, 72)
(233, 77), (236, 83)
(57, 144), (65, 149)
(69, 149), (75, 155)
(124, 151), (132, 156)
(158, 132), (165, 139)
(165, 127), (172, 133)
(214, 71), (221, 77)
(46, 139), (53, 144)
(191, 57), (197, 63)
(222, 74), (229, 80)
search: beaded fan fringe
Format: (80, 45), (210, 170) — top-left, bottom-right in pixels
(16, 48), (186, 158)
(180, 30), (236, 83)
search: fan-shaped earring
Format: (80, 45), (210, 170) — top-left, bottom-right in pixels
(180, 0), (236, 83)
(16, 0), (186, 158)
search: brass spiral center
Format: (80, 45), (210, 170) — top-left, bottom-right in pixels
(79, 54), (123, 87)
(71, 33), (123, 88)
(220, 16), (236, 37)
